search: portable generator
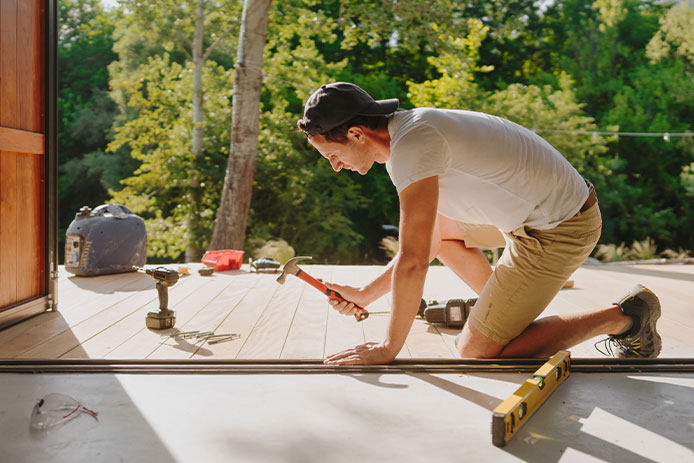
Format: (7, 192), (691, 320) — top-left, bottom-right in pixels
(65, 204), (147, 276)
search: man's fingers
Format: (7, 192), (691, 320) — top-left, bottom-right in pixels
(325, 281), (343, 291)
(324, 342), (380, 364)
(324, 342), (393, 366)
(327, 298), (356, 316)
(338, 303), (356, 315)
(324, 354), (362, 365)
(325, 348), (356, 361)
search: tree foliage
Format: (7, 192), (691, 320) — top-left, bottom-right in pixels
(58, 0), (694, 263)
(408, 21), (609, 179)
(57, 0), (124, 259)
(108, 54), (234, 258)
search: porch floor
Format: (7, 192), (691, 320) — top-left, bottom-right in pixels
(1, 262), (692, 360)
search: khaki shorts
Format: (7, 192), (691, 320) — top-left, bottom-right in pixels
(461, 203), (602, 345)
(455, 223), (506, 249)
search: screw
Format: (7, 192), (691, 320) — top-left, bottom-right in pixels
(205, 334), (241, 344)
(160, 330), (200, 339)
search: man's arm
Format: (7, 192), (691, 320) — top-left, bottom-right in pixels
(384, 175), (439, 355)
(325, 193), (444, 311)
(324, 176), (438, 364)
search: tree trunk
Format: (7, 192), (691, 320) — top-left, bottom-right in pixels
(185, 0), (206, 262)
(209, 0), (272, 250)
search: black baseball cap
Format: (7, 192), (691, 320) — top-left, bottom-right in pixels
(302, 82), (400, 137)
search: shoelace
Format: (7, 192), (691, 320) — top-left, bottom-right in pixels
(594, 336), (643, 357)
(594, 337), (615, 356)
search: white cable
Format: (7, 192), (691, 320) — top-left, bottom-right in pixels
(530, 128), (694, 138)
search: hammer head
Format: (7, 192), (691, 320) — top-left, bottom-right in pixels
(276, 256), (312, 284)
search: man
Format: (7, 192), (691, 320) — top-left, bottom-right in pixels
(296, 82), (662, 365)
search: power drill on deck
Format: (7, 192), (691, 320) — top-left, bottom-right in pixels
(418, 297), (478, 328)
(134, 266), (180, 330)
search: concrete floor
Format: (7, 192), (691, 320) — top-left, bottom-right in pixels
(1, 370), (692, 462)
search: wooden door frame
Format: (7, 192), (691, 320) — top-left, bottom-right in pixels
(0, 0), (57, 329)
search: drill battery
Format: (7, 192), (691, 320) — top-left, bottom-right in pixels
(420, 298), (478, 328)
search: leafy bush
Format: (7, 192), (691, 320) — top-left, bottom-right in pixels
(594, 237), (662, 262)
(594, 242), (629, 262)
(379, 236), (399, 259)
(627, 238), (658, 261)
(661, 248), (693, 259)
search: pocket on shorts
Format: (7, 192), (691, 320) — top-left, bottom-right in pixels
(506, 225), (545, 252)
(559, 203), (602, 238)
(533, 206), (602, 259)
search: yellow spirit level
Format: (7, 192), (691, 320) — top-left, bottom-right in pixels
(492, 350), (571, 447)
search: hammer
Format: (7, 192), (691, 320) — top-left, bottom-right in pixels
(276, 256), (369, 322)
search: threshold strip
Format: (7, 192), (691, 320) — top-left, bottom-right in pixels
(1, 358), (693, 374)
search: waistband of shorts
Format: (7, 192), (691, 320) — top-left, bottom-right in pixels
(578, 179), (598, 213)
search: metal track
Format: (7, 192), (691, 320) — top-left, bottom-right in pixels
(1, 358), (693, 375)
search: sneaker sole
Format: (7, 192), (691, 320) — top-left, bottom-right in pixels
(620, 285), (662, 358)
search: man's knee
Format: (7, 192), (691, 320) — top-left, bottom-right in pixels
(456, 322), (505, 358)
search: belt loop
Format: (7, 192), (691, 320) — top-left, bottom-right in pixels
(578, 178), (598, 215)
(584, 178), (595, 194)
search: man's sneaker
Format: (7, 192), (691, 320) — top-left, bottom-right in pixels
(595, 284), (662, 358)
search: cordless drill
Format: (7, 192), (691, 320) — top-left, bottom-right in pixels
(134, 266), (180, 330)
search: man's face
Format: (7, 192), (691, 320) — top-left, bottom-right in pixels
(308, 129), (375, 175)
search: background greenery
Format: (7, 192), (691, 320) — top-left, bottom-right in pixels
(58, 0), (694, 264)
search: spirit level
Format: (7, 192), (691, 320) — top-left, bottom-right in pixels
(492, 350), (571, 447)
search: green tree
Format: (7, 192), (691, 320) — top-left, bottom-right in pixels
(109, 55), (234, 259)
(640, 1), (694, 246)
(209, 0), (273, 251)
(528, 0), (694, 248)
(112, 0), (241, 261)
(57, 0), (122, 257)
(408, 21), (609, 174)
(646, 2), (694, 68)
(244, 0), (374, 261)
(538, 0), (664, 117)
(91, 0), (694, 262)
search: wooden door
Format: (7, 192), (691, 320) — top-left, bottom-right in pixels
(0, 0), (57, 328)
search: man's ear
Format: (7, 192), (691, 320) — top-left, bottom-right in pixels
(347, 126), (366, 143)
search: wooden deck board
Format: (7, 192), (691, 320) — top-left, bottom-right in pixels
(63, 274), (212, 358)
(236, 274), (306, 359)
(0, 274), (151, 358)
(149, 272), (261, 359)
(18, 279), (160, 358)
(0, 263), (691, 360)
(0, 272), (139, 354)
(280, 265), (332, 359)
(554, 265), (694, 356)
(192, 271), (281, 359)
(323, 265), (366, 356)
(107, 273), (244, 359)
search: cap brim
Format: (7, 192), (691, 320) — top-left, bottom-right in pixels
(359, 98), (400, 116)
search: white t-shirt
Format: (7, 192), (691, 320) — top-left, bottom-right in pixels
(385, 108), (589, 232)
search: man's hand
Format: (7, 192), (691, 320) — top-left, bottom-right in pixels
(324, 342), (396, 365)
(324, 282), (372, 317)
